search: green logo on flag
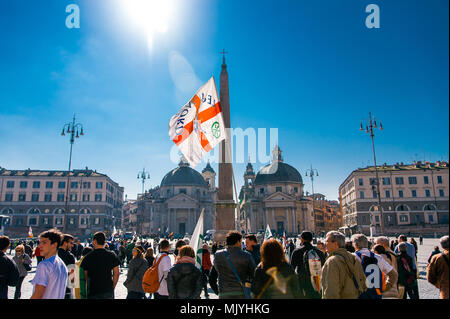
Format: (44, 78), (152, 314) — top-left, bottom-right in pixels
(211, 122), (220, 138)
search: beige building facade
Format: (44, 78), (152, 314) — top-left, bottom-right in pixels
(0, 167), (124, 239)
(339, 161), (449, 236)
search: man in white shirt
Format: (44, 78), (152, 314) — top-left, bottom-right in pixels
(30, 229), (68, 299)
(351, 234), (398, 299)
(154, 239), (172, 299)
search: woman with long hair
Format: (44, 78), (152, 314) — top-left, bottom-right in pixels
(251, 239), (300, 299)
(123, 245), (148, 299)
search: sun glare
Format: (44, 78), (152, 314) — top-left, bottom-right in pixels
(122, 0), (173, 52)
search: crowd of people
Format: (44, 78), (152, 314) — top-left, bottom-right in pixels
(0, 229), (448, 299)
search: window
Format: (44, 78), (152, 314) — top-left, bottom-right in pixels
(82, 194), (90, 202)
(43, 218), (49, 225)
(96, 182), (103, 189)
(382, 177), (391, 185)
(439, 189), (445, 197)
(399, 215), (408, 222)
(375, 216), (380, 222)
(31, 193), (39, 202)
(69, 218), (75, 225)
(425, 190), (431, 197)
(395, 177), (404, 185)
(373, 190), (378, 198)
(70, 193), (77, 202)
(429, 215), (434, 222)
(44, 194), (52, 202)
(83, 182), (91, 189)
(57, 193), (65, 202)
(32, 181), (40, 188)
(437, 176), (443, 184)
(359, 191), (365, 199)
(408, 177), (417, 184)
(260, 188), (264, 194)
(369, 178), (378, 186)
(411, 190), (417, 197)
(275, 186), (282, 192)
(358, 178), (364, 186)
(5, 193), (13, 201)
(95, 194), (102, 202)
(294, 187), (298, 193)
(398, 190), (404, 198)
(6, 181), (14, 188)
(29, 218), (37, 226)
(179, 189), (186, 194)
(385, 190), (391, 198)
(45, 181), (53, 189)
(424, 176), (429, 184)
(71, 181), (78, 189)
(55, 218), (62, 225)
(58, 181), (66, 189)
(18, 193), (26, 201)
(20, 181), (27, 188)
(94, 218), (100, 225)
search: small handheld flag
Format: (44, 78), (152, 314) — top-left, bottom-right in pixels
(28, 226), (33, 239)
(264, 224), (273, 242)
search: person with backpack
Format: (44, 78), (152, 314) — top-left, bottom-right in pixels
(251, 238), (300, 299)
(396, 242), (419, 299)
(427, 235), (449, 299)
(142, 239), (172, 299)
(351, 234), (397, 300)
(123, 245), (148, 299)
(375, 236), (399, 299)
(290, 231), (326, 299)
(167, 245), (204, 299)
(209, 231), (256, 299)
(321, 231), (367, 299)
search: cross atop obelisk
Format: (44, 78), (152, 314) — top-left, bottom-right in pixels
(220, 48), (228, 65)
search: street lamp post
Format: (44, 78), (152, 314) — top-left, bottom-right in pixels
(360, 112), (384, 235)
(61, 114), (84, 233)
(137, 168), (150, 195)
(305, 165), (319, 233)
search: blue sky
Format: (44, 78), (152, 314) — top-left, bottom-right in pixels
(0, 0), (448, 201)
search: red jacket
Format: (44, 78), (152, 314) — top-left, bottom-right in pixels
(202, 249), (212, 271)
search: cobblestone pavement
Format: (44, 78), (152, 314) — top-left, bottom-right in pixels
(6, 237), (442, 299)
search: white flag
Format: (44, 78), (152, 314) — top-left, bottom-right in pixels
(191, 209), (205, 269)
(264, 224), (273, 242)
(169, 77), (226, 167)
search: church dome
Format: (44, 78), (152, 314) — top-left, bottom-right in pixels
(253, 146), (303, 185)
(254, 162), (303, 185)
(160, 160), (208, 188)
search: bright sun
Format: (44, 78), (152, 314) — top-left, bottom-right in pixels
(121, 0), (173, 51)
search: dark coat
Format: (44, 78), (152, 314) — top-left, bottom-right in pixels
(396, 252), (417, 288)
(251, 262), (300, 299)
(124, 257), (148, 293)
(210, 247), (256, 297)
(0, 252), (19, 299)
(167, 262), (203, 299)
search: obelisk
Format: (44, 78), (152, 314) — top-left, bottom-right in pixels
(214, 50), (236, 243)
